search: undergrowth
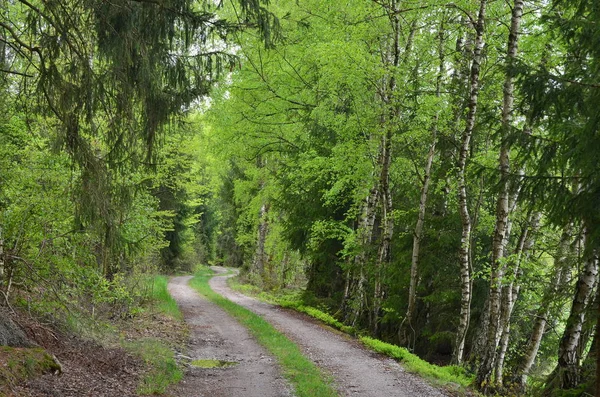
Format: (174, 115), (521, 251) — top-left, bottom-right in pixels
(360, 337), (473, 388)
(190, 267), (337, 397)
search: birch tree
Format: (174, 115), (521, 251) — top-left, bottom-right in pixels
(476, 0), (525, 387)
(454, 0), (487, 365)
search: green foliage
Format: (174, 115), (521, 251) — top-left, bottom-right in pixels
(278, 300), (356, 336)
(190, 267), (337, 397)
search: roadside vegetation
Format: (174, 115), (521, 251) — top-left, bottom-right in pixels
(190, 267), (337, 397)
(124, 338), (182, 395)
(229, 277), (474, 393)
(121, 275), (186, 395)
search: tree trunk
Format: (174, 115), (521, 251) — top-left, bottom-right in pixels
(252, 156), (269, 279)
(494, 211), (540, 387)
(510, 225), (573, 391)
(556, 223), (598, 389)
(596, 287), (600, 397)
(373, 129), (393, 335)
(454, 0), (487, 365)
(252, 201), (269, 278)
(0, 226), (4, 285)
(372, 0), (414, 335)
(345, 184), (379, 325)
(476, 0), (523, 388)
(405, 25), (445, 338)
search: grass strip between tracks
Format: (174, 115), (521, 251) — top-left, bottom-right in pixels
(189, 267), (337, 397)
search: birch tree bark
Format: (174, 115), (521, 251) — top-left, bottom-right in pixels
(476, 0), (523, 387)
(454, 0), (487, 365)
(511, 226), (573, 390)
(371, 0), (400, 334)
(252, 157), (269, 280)
(345, 184), (379, 325)
(494, 211), (540, 386)
(555, 222), (599, 389)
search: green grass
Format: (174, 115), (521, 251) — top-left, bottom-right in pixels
(190, 267), (337, 397)
(359, 337), (473, 388)
(124, 338), (183, 395)
(144, 275), (182, 320)
(229, 277), (475, 393)
(279, 300), (356, 335)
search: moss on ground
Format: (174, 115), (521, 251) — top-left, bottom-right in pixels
(0, 346), (61, 389)
(190, 359), (237, 368)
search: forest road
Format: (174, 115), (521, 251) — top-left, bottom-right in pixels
(209, 266), (449, 397)
(167, 276), (292, 397)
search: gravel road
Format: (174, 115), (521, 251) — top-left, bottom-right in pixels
(209, 266), (448, 397)
(167, 276), (292, 397)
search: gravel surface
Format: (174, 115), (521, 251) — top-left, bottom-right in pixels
(167, 276), (292, 397)
(209, 266), (449, 397)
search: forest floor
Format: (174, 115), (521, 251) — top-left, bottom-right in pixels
(4, 292), (188, 396)
(5, 308), (187, 397)
(189, 266), (449, 397)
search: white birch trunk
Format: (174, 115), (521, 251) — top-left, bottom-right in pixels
(346, 184), (379, 325)
(252, 201), (269, 278)
(556, 222), (599, 389)
(454, 0), (487, 365)
(494, 211), (540, 386)
(476, 0), (523, 387)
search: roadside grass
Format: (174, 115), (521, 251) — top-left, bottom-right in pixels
(190, 267), (337, 397)
(122, 274), (184, 395)
(229, 277), (475, 394)
(359, 337), (473, 388)
(123, 339), (183, 395)
(142, 275), (182, 320)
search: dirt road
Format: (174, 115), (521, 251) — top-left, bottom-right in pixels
(208, 266), (448, 397)
(167, 276), (292, 397)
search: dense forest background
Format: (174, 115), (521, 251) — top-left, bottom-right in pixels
(1, 0), (599, 395)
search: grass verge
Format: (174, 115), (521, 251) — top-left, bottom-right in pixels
(123, 274), (184, 395)
(229, 277), (474, 393)
(190, 267), (337, 397)
(143, 275), (182, 320)
(124, 338), (183, 395)
(359, 337), (472, 388)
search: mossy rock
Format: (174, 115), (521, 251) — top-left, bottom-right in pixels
(0, 311), (34, 348)
(0, 346), (62, 388)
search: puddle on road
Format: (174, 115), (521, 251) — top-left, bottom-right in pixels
(191, 359), (238, 368)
